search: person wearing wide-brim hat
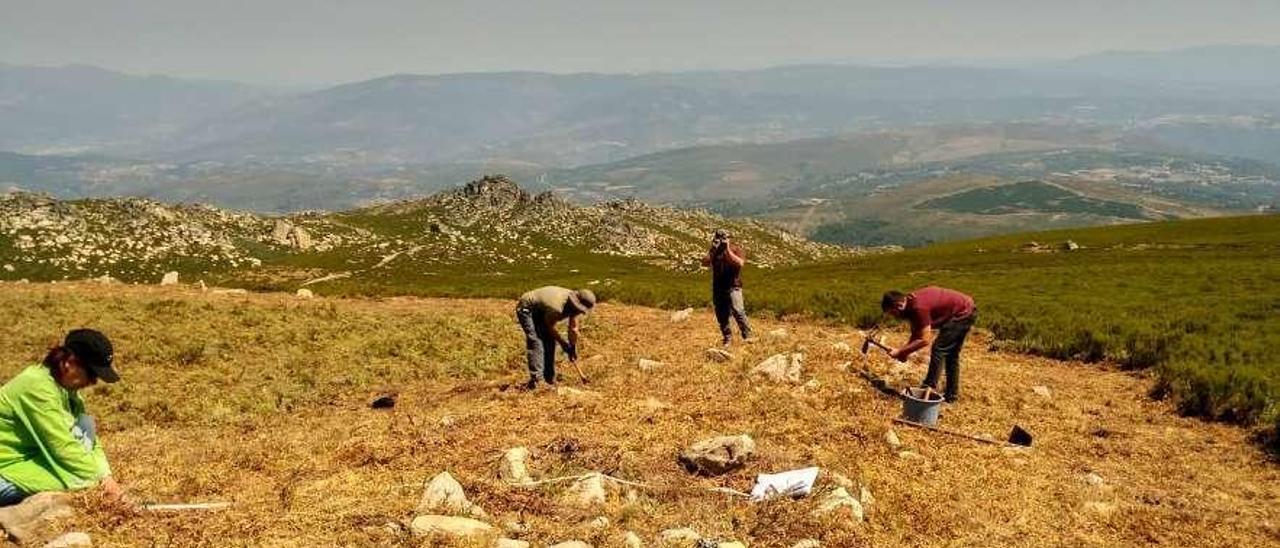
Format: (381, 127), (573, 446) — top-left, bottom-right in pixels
(515, 286), (597, 389)
(0, 329), (129, 506)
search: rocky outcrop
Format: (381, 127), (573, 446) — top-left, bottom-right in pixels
(0, 177), (855, 283)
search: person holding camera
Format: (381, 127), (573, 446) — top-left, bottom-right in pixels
(515, 286), (596, 390)
(702, 229), (752, 346)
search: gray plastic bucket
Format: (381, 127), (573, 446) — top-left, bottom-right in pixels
(900, 386), (944, 426)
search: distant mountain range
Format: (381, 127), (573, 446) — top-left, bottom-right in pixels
(1, 46), (1278, 247)
(2, 45), (1279, 165)
(0, 63), (270, 155)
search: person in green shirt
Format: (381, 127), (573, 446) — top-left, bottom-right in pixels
(0, 329), (127, 506)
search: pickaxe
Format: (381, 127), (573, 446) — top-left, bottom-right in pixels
(565, 345), (590, 384)
(860, 330), (893, 357)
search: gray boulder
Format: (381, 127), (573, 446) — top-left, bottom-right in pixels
(416, 471), (487, 517)
(0, 493), (73, 544)
(752, 353), (803, 383)
(678, 434), (755, 475)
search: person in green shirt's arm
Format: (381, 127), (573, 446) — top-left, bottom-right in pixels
(0, 329), (129, 507)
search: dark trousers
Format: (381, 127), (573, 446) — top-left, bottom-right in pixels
(713, 287), (751, 341)
(516, 306), (556, 384)
(923, 314), (976, 400)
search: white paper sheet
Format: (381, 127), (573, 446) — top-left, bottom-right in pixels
(749, 466), (820, 501)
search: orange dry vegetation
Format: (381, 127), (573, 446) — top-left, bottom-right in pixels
(0, 282), (1277, 547)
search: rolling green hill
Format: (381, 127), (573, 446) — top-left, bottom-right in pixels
(916, 180), (1150, 219)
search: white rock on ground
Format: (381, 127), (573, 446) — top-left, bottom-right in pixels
(496, 539), (530, 548)
(500, 447), (532, 484)
(409, 515), (494, 538)
(814, 487), (864, 522)
(42, 532), (92, 548)
(580, 516), (610, 530)
(622, 531), (644, 547)
(1032, 385), (1052, 398)
(678, 434), (755, 475)
(825, 471), (855, 490)
(549, 541), (593, 548)
(883, 429), (902, 449)
(564, 473), (607, 507)
(160, 271), (179, 285)
(831, 341), (852, 353)
(417, 471), (487, 517)
(1083, 472), (1105, 487)
(670, 308), (693, 322)
(705, 348), (733, 362)
(752, 353), (804, 383)
(638, 358), (665, 371)
(657, 527), (701, 545)
(792, 540), (821, 548)
(296, 288), (314, 299)
(768, 328), (788, 338)
(860, 485), (875, 507)
(897, 450), (922, 460)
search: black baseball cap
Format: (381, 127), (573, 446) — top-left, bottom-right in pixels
(64, 329), (119, 383)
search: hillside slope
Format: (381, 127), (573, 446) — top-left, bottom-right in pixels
(1, 283), (1275, 546)
(0, 176), (852, 287)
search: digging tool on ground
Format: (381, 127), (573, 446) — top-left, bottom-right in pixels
(569, 358), (589, 384)
(566, 347), (590, 384)
(893, 417), (1033, 448)
(142, 502), (232, 512)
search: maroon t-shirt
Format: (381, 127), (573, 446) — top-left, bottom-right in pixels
(906, 286), (975, 339)
(710, 243), (746, 290)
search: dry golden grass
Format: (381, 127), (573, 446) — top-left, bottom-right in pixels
(0, 282), (1277, 547)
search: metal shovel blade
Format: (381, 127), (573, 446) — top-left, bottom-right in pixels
(1008, 425), (1033, 447)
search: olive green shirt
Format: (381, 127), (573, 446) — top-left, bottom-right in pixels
(518, 286), (575, 324)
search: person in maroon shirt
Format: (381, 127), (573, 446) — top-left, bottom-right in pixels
(701, 229), (752, 346)
(881, 286), (977, 402)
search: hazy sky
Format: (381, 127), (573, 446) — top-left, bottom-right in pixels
(3, 0), (1279, 85)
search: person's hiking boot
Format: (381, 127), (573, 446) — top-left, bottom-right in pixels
(523, 378), (538, 391)
(944, 394), (960, 404)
